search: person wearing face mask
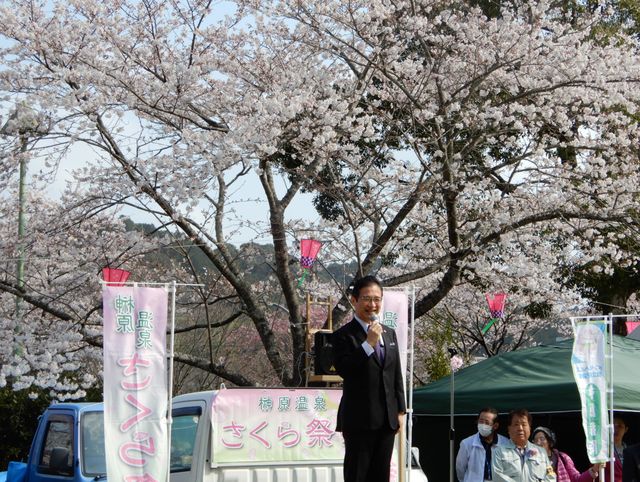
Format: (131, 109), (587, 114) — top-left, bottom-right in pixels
(531, 427), (596, 482)
(456, 407), (509, 482)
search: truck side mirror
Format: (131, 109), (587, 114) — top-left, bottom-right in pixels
(49, 447), (72, 475)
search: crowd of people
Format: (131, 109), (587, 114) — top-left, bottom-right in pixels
(456, 408), (640, 482)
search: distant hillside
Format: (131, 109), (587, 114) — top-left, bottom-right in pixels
(122, 217), (357, 286)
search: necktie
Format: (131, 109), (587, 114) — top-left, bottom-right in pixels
(375, 341), (384, 364)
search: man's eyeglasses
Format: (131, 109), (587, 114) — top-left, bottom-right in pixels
(359, 296), (382, 303)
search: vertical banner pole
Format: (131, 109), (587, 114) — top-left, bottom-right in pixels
(407, 286), (415, 482)
(166, 281), (177, 482)
(399, 421), (406, 482)
(449, 367), (455, 482)
(608, 315), (614, 482)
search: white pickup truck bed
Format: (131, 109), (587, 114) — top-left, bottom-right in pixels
(169, 389), (427, 482)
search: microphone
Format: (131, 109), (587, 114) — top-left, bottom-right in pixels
(369, 314), (383, 360)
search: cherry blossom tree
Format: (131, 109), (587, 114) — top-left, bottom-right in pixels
(0, 0), (639, 391)
(0, 193), (161, 398)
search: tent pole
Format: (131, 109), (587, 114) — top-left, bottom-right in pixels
(449, 366), (454, 482)
(608, 315), (614, 482)
(407, 285), (415, 482)
(166, 281), (177, 482)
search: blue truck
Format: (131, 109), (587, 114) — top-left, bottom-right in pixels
(1, 402), (106, 482)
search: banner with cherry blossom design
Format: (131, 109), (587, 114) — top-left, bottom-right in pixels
(103, 285), (168, 482)
(211, 388), (344, 465)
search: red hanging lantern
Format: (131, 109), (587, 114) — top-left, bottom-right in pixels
(481, 292), (507, 335)
(626, 321), (640, 336)
(485, 293), (507, 318)
(300, 239), (322, 269)
(298, 239), (322, 286)
(102, 267), (131, 287)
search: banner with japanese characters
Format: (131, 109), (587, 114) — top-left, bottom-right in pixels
(571, 320), (609, 464)
(103, 285), (169, 482)
(211, 388), (344, 465)
(381, 290), (409, 386)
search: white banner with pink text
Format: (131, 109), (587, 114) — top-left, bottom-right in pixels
(381, 290), (409, 387)
(103, 285), (169, 482)
(381, 290), (411, 482)
(211, 388), (344, 465)
(210, 388), (403, 481)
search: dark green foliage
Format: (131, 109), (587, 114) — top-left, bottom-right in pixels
(0, 381), (102, 471)
(121, 217), (157, 235)
(568, 261), (640, 335)
(563, 218), (640, 323)
(0, 387), (51, 470)
(420, 318), (456, 382)
(523, 300), (553, 319)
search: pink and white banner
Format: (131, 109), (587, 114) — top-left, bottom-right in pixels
(381, 290), (410, 482)
(103, 285), (169, 482)
(382, 290), (409, 386)
(211, 388), (344, 465)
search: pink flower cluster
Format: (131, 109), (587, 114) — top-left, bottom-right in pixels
(450, 355), (463, 372)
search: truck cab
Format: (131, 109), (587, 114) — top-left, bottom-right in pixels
(19, 402), (105, 482)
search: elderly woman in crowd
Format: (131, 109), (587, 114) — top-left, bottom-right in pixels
(531, 427), (597, 482)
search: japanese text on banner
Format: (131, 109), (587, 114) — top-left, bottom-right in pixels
(103, 285), (169, 482)
(571, 320), (608, 464)
(211, 389), (344, 465)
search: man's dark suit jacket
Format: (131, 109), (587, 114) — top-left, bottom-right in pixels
(332, 318), (406, 433)
(623, 443), (640, 482)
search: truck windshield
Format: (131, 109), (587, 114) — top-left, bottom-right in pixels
(81, 411), (107, 476)
(170, 411), (200, 472)
(79, 408), (200, 475)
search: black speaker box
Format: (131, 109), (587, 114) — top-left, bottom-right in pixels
(314, 331), (337, 375)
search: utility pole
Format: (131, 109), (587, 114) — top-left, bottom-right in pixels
(15, 134), (28, 319)
(1, 102), (50, 355)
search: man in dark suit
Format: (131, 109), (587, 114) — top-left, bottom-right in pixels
(624, 443), (640, 482)
(332, 275), (406, 482)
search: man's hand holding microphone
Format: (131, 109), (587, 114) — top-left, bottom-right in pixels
(367, 313), (382, 348)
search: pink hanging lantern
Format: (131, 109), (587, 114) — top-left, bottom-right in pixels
(298, 239), (322, 286)
(102, 267), (131, 287)
(626, 321), (640, 336)
(300, 239), (322, 269)
(481, 292), (507, 335)
(485, 293), (507, 318)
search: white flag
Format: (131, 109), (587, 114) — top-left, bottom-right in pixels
(571, 320), (608, 464)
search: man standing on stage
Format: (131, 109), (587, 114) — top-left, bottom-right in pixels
(332, 275), (406, 482)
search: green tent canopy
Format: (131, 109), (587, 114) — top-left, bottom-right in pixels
(412, 335), (640, 416)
